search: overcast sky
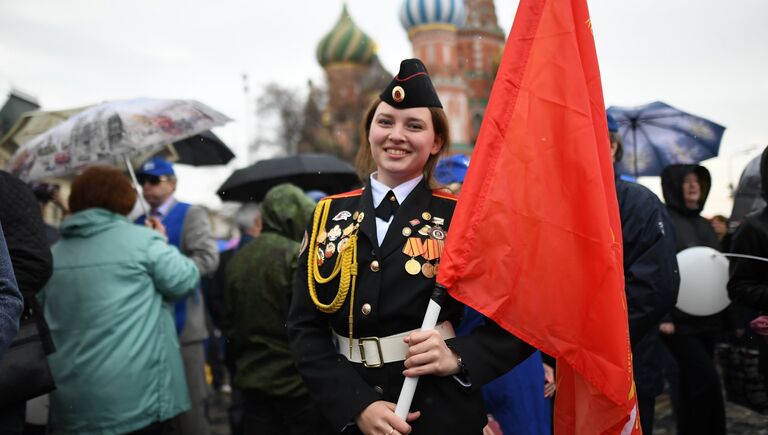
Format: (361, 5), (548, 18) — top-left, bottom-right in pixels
(1, 0), (766, 216)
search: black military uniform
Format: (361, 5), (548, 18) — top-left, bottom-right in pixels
(288, 178), (533, 434)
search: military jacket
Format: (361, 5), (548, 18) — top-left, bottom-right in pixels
(288, 179), (533, 434)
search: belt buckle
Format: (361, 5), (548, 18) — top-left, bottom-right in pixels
(358, 336), (384, 368)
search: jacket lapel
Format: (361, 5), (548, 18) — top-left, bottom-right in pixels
(379, 179), (433, 259)
(358, 186), (379, 253)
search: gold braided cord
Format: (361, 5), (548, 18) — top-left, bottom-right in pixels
(307, 199), (358, 316)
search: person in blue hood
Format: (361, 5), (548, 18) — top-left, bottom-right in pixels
(609, 114), (680, 435)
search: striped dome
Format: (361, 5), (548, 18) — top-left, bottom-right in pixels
(317, 5), (376, 67)
(399, 0), (467, 31)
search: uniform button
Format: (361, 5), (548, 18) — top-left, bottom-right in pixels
(361, 303), (372, 315)
(373, 385), (384, 395)
(370, 260), (380, 272)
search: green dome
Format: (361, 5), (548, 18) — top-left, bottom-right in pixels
(317, 5), (376, 67)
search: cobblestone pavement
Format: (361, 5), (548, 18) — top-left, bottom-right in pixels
(209, 390), (768, 435)
(653, 393), (768, 435)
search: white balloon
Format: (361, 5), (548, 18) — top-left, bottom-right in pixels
(676, 246), (731, 316)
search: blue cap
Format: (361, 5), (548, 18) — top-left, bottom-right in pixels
(137, 157), (175, 176)
(434, 154), (470, 185)
(607, 113), (619, 133)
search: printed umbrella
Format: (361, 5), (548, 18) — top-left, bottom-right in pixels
(607, 101), (725, 177)
(6, 97), (231, 182)
(217, 153), (359, 202)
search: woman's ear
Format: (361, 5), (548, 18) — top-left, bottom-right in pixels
(431, 137), (444, 155)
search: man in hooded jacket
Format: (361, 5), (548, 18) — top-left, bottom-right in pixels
(728, 145), (768, 382)
(660, 163), (726, 435)
(224, 183), (332, 435)
(608, 116), (680, 435)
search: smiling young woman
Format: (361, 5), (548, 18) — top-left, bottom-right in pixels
(288, 59), (533, 435)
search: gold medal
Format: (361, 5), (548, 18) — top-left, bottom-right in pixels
(405, 258), (421, 275)
(421, 212), (432, 220)
(421, 262), (435, 278)
(402, 227), (412, 237)
(342, 223), (355, 237)
(418, 225), (432, 236)
(317, 229), (327, 244)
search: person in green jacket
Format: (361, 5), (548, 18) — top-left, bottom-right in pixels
(224, 183), (332, 435)
(38, 166), (200, 435)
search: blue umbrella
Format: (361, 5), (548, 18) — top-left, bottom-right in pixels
(607, 101), (725, 177)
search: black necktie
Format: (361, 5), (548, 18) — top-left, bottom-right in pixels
(375, 190), (399, 221)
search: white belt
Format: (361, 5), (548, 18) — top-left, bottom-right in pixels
(334, 321), (456, 368)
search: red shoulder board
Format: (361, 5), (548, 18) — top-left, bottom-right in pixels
(326, 188), (364, 200)
(431, 189), (458, 201)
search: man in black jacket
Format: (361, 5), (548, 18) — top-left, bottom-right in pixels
(609, 115), (680, 434)
(0, 170), (53, 434)
(728, 145), (768, 382)
(660, 163), (726, 435)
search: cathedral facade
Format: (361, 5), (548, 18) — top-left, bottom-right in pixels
(303, 0), (505, 160)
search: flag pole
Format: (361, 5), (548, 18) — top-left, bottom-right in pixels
(394, 284), (447, 420)
(124, 155), (149, 217)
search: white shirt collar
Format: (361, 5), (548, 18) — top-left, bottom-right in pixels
(153, 196), (176, 217)
(369, 173), (423, 208)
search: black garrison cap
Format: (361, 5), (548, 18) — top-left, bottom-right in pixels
(379, 58), (442, 109)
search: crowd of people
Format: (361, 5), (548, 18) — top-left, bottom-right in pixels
(0, 58), (766, 435)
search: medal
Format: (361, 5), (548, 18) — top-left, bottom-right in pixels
(402, 237), (425, 275)
(418, 225), (432, 236)
(316, 248), (325, 266)
(324, 242), (336, 259)
(317, 229), (327, 244)
(409, 219), (420, 226)
(428, 227), (446, 240)
(402, 227), (412, 237)
(333, 211), (352, 221)
(328, 225), (342, 241)
(405, 258), (421, 275)
(421, 212), (432, 220)
(421, 262), (435, 278)
(337, 237), (349, 253)
(422, 239), (440, 261)
(432, 217), (445, 226)
(342, 223), (355, 237)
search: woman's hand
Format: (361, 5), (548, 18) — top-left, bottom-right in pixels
(145, 216), (167, 239)
(355, 401), (420, 435)
(402, 329), (459, 377)
(659, 322), (675, 335)
(543, 363), (556, 398)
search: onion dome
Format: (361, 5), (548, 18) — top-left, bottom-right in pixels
(317, 5), (376, 67)
(399, 0), (467, 32)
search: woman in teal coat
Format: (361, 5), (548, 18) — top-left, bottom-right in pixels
(38, 166), (200, 435)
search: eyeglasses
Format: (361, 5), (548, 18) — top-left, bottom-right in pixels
(137, 175), (169, 186)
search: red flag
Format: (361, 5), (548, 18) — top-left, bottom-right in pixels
(438, 0), (640, 433)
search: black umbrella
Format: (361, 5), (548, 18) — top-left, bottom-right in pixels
(217, 153), (360, 202)
(730, 152), (766, 225)
(170, 130), (235, 166)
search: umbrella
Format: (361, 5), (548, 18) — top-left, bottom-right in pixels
(0, 105), (235, 168)
(607, 101), (725, 177)
(150, 130), (235, 166)
(5, 98), (231, 182)
(217, 153), (360, 202)
(730, 152), (766, 225)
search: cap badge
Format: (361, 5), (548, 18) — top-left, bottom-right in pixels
(392, 86), (405, 103)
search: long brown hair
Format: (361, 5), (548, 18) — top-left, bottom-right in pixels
(354, 98), (451, 187)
